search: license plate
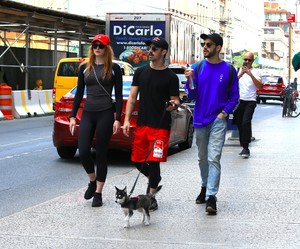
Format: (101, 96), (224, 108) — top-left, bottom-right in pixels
(265, 86), (274, 90)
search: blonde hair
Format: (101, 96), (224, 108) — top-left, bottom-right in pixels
(80, 45), (114, 80)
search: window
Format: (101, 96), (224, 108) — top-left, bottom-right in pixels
(264, 29), (275, 34)
(271, 42), (274, 52)
(58, 62), (80, 77)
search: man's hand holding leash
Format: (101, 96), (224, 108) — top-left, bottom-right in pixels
(166, 100), (180, 112)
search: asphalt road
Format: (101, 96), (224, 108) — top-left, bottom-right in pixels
(0, 115), (134, 218)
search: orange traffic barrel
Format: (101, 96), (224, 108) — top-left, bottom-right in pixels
(0, 83), (14, 120)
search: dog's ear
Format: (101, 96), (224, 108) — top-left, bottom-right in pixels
(115, 186), (118, 190)
(123, 186), (127, 191)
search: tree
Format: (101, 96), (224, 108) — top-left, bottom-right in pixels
(232, 51), (259, 69)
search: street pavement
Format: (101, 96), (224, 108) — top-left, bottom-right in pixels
(0, 112), (300, 248)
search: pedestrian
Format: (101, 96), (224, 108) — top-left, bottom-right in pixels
(123, 37), (180, 211)
(233, 52), (262, 158)
(69, 34), (123, 207)
(184, 33), (239, 214)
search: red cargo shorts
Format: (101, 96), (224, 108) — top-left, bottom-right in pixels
(131, 125), (170, 162)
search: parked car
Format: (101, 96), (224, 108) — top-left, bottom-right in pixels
(168, 64), (195, 112)
(52, 83), (194, 159)
(256, 75), (286, 103)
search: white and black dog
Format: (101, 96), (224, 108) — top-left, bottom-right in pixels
(115, 185), (162, 228)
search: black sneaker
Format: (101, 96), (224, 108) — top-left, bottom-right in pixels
(206, 195), (217, 215)
(196, 187), (206, 204)
(241, 148), (250, 158)
(84, 180), (96, 200)
(92, 192), (102, 207)
(149, 197), (158, 212)
(238, 149), (246, 157)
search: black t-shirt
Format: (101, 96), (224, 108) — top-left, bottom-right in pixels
(132, 64), (179, 130)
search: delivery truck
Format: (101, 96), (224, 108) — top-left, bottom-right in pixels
(105, 13), (207, 68)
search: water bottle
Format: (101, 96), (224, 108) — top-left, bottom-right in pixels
(187, 64), (195, 90)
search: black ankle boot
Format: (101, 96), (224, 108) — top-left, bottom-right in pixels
(84, 180), (96, 200)
(92, 192), (102, 207)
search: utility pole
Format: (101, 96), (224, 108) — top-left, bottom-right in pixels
(289, 23), (293, 82)
(287, 12), (296, 82)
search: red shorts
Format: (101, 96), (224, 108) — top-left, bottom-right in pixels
(131, 125), (170, 162)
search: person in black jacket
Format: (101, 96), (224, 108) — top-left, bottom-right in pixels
(70, 34), (123, 207)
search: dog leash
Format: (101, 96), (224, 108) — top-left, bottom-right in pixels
(128, 102), (172, 197)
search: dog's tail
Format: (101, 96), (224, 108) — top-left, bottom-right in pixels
(148, 185), (162, 197)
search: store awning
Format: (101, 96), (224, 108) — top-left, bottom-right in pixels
(292, 52), (300, 71)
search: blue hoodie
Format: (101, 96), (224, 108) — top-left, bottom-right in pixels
(186, 60), (239, 128)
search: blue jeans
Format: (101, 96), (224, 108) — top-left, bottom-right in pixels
(195, 117), (227, 197)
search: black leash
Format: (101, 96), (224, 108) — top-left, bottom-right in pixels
(128, 102), (172, 197)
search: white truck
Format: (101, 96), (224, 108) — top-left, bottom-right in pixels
(105, 13), (207, 68)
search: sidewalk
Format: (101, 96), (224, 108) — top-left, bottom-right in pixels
(0, 115), (300, 248)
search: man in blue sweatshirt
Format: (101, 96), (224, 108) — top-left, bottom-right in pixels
(184, 33), (239, 214)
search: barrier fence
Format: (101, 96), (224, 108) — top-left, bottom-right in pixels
(0, 110), (4, 120)
(0, 83), (14, 120)
(0, 88), (54, 120)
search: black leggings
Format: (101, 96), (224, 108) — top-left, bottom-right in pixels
(135, 161), (161, 188)
(78, 109), (114, 182)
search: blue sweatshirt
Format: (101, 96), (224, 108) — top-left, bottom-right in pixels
(186, 60), (239, 128)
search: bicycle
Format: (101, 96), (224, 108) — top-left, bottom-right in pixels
(282, 82), (299, 117)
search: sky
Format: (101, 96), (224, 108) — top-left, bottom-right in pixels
(68, 0), (168, 19)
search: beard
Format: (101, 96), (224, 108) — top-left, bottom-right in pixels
(204, 48), (217, 58)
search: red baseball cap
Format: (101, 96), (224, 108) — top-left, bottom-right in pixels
(91, 34), (111, 45)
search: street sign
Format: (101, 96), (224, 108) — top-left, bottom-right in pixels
(287, 13), (295, 23)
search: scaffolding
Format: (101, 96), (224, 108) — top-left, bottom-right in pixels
(0, 0), (105, 89)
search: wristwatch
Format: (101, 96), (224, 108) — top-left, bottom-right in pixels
(221, 110), (227, 117)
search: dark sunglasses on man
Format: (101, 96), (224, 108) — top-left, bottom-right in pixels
(243, 58), (252, 62)
(200, 42), (216, 48)
(92, 43), (106, 49)
(148, 45), (162, 52)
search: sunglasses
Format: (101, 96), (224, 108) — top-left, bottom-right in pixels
(200, 42), (216, 48)
(244, 58), (252, 62)
(148, 46), (160, 52)
(92, 43), (106, 49)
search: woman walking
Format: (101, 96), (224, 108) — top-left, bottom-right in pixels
(69, 34), (123, 207)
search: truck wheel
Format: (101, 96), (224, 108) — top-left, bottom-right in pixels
(56, 147), (77, 159)
(178, 120), (194, 150)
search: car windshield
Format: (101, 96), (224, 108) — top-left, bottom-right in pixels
(58, 62), (81, 76)
(261, 76), (282, 84)
(177, 74), (187, 83)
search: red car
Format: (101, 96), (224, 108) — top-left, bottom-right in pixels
(256, 75), (286, 103)
(52, 83), (194, 159)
